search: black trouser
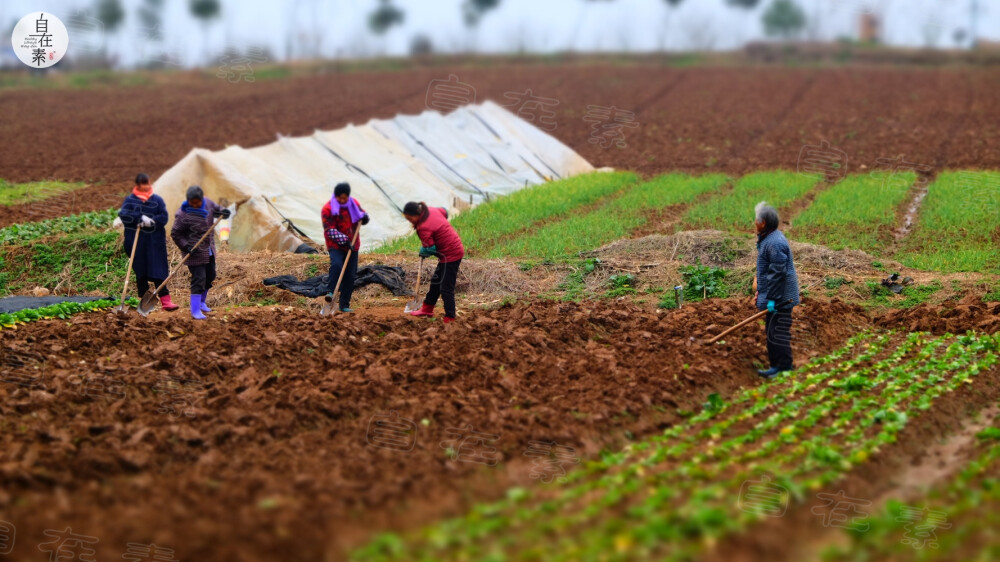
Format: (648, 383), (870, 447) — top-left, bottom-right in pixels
(188, 255), (216, 295)
(328, 248), (359, 309)
(425, 259), (461, 318)
(765, 309), (794, 370)
(136, 274), (169, 297)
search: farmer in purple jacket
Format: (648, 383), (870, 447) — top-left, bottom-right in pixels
(170, 185), (230, 320)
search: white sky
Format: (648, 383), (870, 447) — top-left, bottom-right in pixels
(4, 0), (997, 67)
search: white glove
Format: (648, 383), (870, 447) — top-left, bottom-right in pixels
(140, 215), (155, 228)
(112, 217), (123, 229)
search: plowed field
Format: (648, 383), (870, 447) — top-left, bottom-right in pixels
(2, 64), (1000, 224)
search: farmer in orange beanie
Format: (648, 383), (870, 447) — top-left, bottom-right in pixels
(117, 173), (178, 311)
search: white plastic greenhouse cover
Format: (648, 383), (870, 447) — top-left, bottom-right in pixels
(153, 101), (595, 253)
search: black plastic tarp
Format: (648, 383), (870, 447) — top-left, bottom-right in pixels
(0, 296), (107, 314)
(263, 265), (411, 298)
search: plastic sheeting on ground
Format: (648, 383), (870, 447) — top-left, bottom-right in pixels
(263, 265), (411, 298)
(153, 101), (594, 253)
(0, 296), (107, 314)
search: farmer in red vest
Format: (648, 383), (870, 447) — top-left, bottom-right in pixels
(403, 201), (464, 323)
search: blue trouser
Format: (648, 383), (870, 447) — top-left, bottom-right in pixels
(328, 248), (359, 309)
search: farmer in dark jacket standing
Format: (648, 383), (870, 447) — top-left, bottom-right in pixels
(118, 173), (178, 311)
(320, 182), (370, 313)
(754, 201), (800, 379)
(170, 186), (229, 320)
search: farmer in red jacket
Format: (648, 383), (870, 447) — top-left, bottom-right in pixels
(321, 182), (370, 313)
(403, 201), (464, 323)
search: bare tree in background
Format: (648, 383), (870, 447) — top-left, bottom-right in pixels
(659, 0), (685, 51)
(95, 0), (125, 62)
(762, 0), (806, 40)
(189, 0), (221, 65)
(368, 0), (405, 56)
(462, 0), (502, 52)
(682, 14), (717, 51)
(137, 0), (164, 65)
(723, 0), (760, 49)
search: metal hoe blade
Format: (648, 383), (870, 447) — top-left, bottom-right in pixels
(404, 298), (421, 313)
(136, 289), (159, 317)
(114, 302), (129, 314)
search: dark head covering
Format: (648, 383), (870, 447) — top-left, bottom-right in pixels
(334, 182), (351, 197)
(186, 185), (204, 201)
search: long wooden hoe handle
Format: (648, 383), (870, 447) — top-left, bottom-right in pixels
(706, 309), (769, 344)
(151, 215), (225, 296)
(705, 299), (795, 344)
(119, 227), (141, 304)
(332, 225), (362, 296)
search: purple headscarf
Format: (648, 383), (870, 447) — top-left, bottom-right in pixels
(331, 195), (366, 224)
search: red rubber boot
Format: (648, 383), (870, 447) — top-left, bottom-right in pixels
(160, 294), (179, 311)
(408, 303), (435, 317)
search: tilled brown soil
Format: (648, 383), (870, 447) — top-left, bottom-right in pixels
(3, 65), (1000, 226)
(0, 297), (869, 561)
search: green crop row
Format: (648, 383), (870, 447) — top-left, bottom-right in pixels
(826, 411), (1000, 561)
(0, 208), (118, 246)
(684, 170), (821, 232)
(0, 178), (87, 207)
(351, 330), (999, 561)
(490, 173), (730, 259)
(0, 297), (137, 330)
(373, 172), (638, 256)
(794, 171), (915, 252)
(0, 230), (127, 296)
(897, 170), (1000, 273)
